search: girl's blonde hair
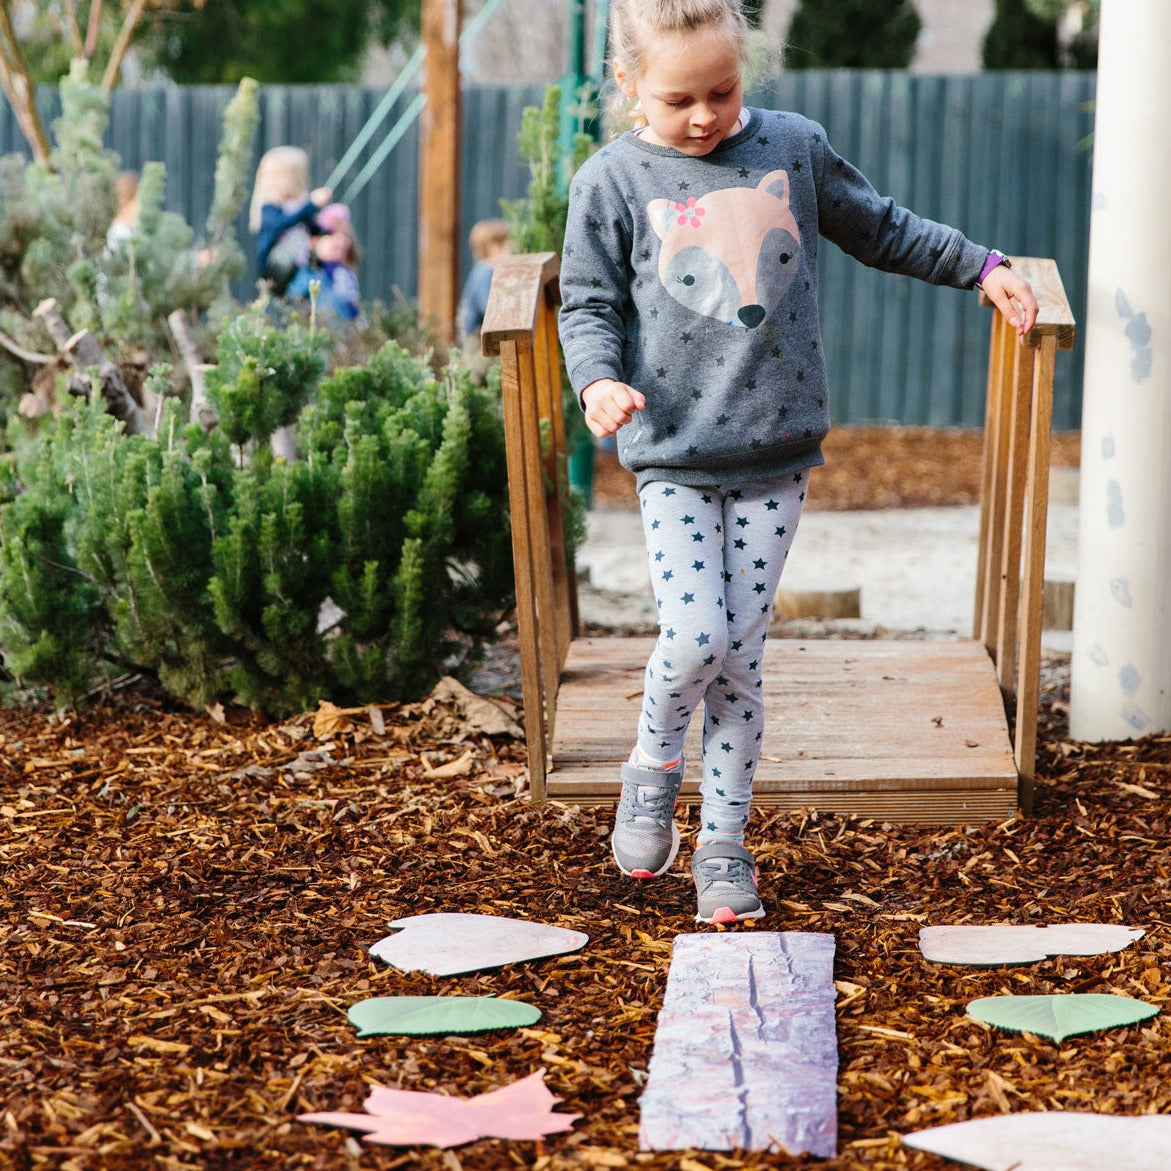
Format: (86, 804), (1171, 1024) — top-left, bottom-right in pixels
(249, 146), (311, 233)
(605, 0), (750, 132)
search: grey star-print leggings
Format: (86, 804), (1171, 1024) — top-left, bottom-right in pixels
(637, 472), (807, 841)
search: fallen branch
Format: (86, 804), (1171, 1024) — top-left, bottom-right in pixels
(0, 327), (53, 366)
(34, 298), (152, 436)
(167, 309), (218, 431)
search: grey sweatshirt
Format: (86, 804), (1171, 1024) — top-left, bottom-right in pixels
(558, 107), (989, 490)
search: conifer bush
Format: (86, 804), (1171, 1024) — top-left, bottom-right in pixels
(0, 322), (513, 713)
(0, 61), (250, 387)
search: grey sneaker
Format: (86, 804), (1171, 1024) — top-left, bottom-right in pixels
(610, 755), (684, 878)
(691, 840), (764, 924)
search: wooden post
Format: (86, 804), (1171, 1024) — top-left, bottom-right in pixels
(418, 0), (461, 347)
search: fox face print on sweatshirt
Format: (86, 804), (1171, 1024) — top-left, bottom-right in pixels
(648, 169), (801, 330)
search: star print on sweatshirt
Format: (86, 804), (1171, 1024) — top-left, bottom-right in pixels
(558, 107), (989, 492)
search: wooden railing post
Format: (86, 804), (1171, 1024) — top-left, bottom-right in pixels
(482, 253), (572, 802)
(974, 257), (1076, 812)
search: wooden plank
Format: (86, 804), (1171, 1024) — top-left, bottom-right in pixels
(481, 253), (560, 354)
(418, 0), (460, 345)
(516, 336), (562, 757)
(639, 933), (838, 1157)
(546, 638), (1019, 821)
(978, 312), (1015, 660)
(1015, 333), (1057, 814)
(534, 289), (574, 666)
(993, 336), (1033, 691)
(979, 256), (1076, 350)
(498, 339), (548, 800)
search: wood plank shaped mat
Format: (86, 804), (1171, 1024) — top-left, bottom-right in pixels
(547, 637), (1019, 822)
(639, 932), (838, 1156)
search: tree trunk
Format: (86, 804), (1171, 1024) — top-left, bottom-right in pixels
(0, 6), (52, 164)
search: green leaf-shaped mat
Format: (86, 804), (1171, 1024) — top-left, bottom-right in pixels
(967, 994), (1158, 1042)
(348, 996), (541, 1037)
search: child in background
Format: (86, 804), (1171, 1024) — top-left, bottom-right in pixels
(557, 0), (1038, 925)
(249, 146), (331, 297)
(303, 202), (363, 323)
(105, 171), (141, 253)
(457, 218), (511, 344)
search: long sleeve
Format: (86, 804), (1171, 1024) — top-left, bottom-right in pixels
(558, 159), (635, 398)
(813, 131), (987, 288)
(256, 199), (322, 271)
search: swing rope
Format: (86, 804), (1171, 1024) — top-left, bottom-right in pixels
(327, 0), (506, 205)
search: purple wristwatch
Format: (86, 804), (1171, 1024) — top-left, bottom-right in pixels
(978, 249), (1012, 288)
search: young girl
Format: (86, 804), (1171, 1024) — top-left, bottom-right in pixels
(249, 146), (332, 297)
(312, 216), (363, 322)
(557, 0), (1038, 925)
(291, 202), (363, 323)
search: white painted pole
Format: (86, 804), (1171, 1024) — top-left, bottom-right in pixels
(1070, 0), (1171, 740)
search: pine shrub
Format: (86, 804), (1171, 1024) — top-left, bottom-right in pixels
(0, 326), (513, 714)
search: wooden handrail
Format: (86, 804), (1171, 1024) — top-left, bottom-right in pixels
(482, 252), (575, 801)
(974, 256), (1076, 813)
(481, 252), (561, 355)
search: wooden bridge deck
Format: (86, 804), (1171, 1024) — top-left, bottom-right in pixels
(547, 637), (1019, 823)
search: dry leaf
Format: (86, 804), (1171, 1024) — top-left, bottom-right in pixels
(430, 677), (523, 738)
(313, 701), (353, 739)
(423, 749), (475, 779)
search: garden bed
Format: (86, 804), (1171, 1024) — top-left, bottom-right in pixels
(6, 428), (1170, 1171)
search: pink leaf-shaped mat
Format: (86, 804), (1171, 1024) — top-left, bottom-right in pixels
(298, 1068), (580, 1149)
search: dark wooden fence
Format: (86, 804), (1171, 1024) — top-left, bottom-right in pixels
(0, 71), (1094, 427)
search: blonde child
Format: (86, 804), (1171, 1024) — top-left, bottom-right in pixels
(457, 218), (511, 344)
(557, 0), (1038, 924)
(249, 146), (331, 296)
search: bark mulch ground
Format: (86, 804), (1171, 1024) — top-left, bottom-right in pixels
(6, 427), (1170, 1171)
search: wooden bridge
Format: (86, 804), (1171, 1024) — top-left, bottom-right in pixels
(482, 253), (1075, 823)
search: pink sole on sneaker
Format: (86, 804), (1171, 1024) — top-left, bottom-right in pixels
(629, 868), (656, 880)
(700, 905), (766, 925)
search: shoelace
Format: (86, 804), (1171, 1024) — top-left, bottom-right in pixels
(695, 856), (753, 886)
(630, 782), (674, 826)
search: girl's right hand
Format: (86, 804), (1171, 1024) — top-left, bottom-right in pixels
(311, 186), (332, 207)
(581, 378), (646, 439)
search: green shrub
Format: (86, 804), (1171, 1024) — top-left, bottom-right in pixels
(0, 323), (513, 714)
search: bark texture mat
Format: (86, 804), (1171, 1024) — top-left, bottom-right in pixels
(639, 933), (837, 1156)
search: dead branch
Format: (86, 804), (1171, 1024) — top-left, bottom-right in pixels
(63, 0), (85, 56)
(84, 0), (104, 61)
(0, 327), (54, 366)
(101, 0), (149, 93)
(34, 298), (152, 437)
(167, 309), (218, 431)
